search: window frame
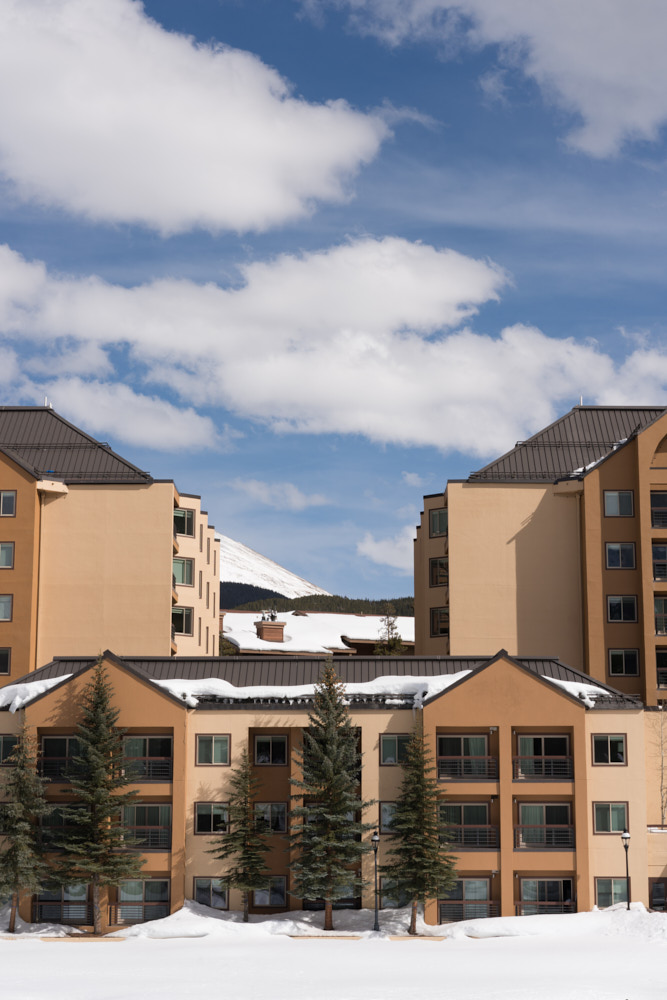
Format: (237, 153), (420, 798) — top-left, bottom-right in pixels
(380, 733), (410, 766)
(254, 734), (288, 766)
(603, 490), (633, 517)
(255, 801), (288, 834)
(593, 802), (628, 835)
(172, 606), (194, 636)
(173, 557), (194, 587)
(0, 647), (10, 675)
(193, 877), (228, 910)
(0, 594), (13, 622)
(592, 733), (627, 766)
(595, 877), (628, 908)
(0, 491), (16, 517)
(606, 595), (637, 622)
(253, 876), (287, 908)
(0, 541), (14, 570)
(430, 606), (449, 637)
(605, 542), (635, 570)
(379, 802), (397, 833)
(429, 507), (448, 537)
(429, 557), (448, 587)
(195, 734), (230, 766)
(0, 734), (18, 764)
(194, 801), (229, 835)
(173, 508), (195, 537)
(608, 648), (639, 677)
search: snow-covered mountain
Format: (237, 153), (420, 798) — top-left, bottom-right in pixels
(218, 534), (330, 600)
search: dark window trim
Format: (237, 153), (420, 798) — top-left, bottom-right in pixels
(379, 733), (410, 766)
(429, 557), (448, 587)
(252, 875), (287, 909)
(606, 595), (638, 623)
(430, 606), (449, 637)
(195, 733), (231, 766)
(174, 508), (195, 537)
(254, 801), (288, 834)
(0, 594), (13, 622)
(591, 733), (628, 767)
(193, 877), (228, 910)
(379, 801), (397, 833)
(173, 557), (195, 587)
(592, 801), (629, 835)
(429, 507), (448, 538)
(604, 542), (636, 570)
(0, 541), (15, 570)
(0, 491), (16, 518)
(172, 606), (194, 636)
(603, 490), (634, 517)
(194, 801), (229, 835)
(608, 648), (640, 677)
(254, 734), (289, 766)
(0, 647), (10, 675)
(595, 876), (630, 907)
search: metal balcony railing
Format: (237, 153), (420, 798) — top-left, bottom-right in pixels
(656, 614), (667, 636)
(439, 901), (499, 922)
(39, 758), (83, 781)
(123, 757), (173, 781)
(514, 825), (575, 849)
(126, 827), (171, 850)
(437, 757), (498, 781)
(651, 509), (667, 528)
(32, 903), (93, 924)
(658, 669), (667, 688)
(512, 757), (574, 780)
(654, 561), (667, 581)
(515, 901), (575, 916)
(109, 903), (170, 925)
(442, 825), (499, 848)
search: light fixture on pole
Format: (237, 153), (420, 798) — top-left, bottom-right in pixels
(621, 829), (631, 911)
(371, 830), (380, 932)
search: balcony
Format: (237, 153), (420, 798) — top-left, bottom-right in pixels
(656, 614), (667, 636)
(124, 757), (173, 781)
(658, 669), (667, 688)
(32, 902), (93, 924)
(514, 825), (575, 849)
(126, 826), (171, 850)
(109, 902), (170, 925)
(439, 901), (499, 922)
(39, 758), (82, 781)
(513, 757), (573, 780)
(437, 757), (498, 781)
(443, 825), (499, 849)
(515, 902), (575, 916)
(654, 561), (667, 582)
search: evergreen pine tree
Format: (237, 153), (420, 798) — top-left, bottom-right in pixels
(0, 724), (51, 933)
(54, 660), (145, 934)
(290, 661), (373, 931)
(374, 604), (406, 656)
(207, 746), (270, 921)
(381, 722), (456, 934)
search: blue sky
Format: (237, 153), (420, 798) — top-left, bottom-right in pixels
(3, 1), (667, 598)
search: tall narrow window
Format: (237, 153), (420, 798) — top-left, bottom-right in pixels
(430, 607), (449, 636)
(429, 557), (448, 586)
(0, 542), (14, 569)
(0, 648), (10, 674)
(0, 492), (16, 517)
(429, 508), (448, 537)
(0, 595), (12, 621)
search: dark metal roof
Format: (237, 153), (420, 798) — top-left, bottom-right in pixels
(5, 652), (640, 712)
(469, 406), (666, 482)
(0, 407), (152, 484)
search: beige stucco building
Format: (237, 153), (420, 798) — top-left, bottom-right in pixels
(0, 406), (220, 685)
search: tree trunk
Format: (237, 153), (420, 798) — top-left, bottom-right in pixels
(243, 891), (249, 923)
(324, 900), (334, 931)
(92, 878), (101, 936)
(408, 899), (418, 935)
(8, 891), (18, 933)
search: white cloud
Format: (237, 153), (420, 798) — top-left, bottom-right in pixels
(4, 237), (667, 457)
(0, 0), (387, 233)
(310, 0), (667, 156)
(231, 479), (329, 511)
(401, 471), (425, 487)
(357, 524), (415, 573)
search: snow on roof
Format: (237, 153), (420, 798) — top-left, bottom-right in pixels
(222, 611), (415, 654)
(0, 675), (72, 713)
(543, 677), (614, 708)
(152, 671), (470, 708)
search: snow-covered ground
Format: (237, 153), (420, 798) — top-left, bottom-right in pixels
(1, 903), (666, 999)
(219, 534), (330, 599)
(220, 609), (415, 655)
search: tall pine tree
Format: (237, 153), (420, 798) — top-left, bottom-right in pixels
(55, 660), (145, 934)
(207, 746), (270, 921)
(290, 661), (372, 931)
(0, 724), (51, 933)
(381, 722), (456, 934)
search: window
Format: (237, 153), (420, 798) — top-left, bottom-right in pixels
(515, 734), (571, 778)
(607, 595), (637, 622)
(429, 557), (448, 587)
(255, 802), (287, 833)
(380, 734), (410, 765)
(604, 491), (633, 517)
(206, 581), (210, 609)
(429, 508), (448, 537)
(0, 491), (16, 517)
(41, 736), (80, 780)
(653, 544), (667, 581)
(207, 537), (211, 564)
(198, 570), (203, 598)
(0, 648), (9, 675)
(658, 649), (667, 687)
(118, 880), (170, 923)
(196, 734), (229, 765)
(36, 884), (89, 923)
(173, 508), (194, 536)
(380, 878), (411, 909)
(430, 607), (449, 636)
(440, 879), (492, 921)
(194, 878), (227, 910)
(199, 525), (203, 551)
(651, 492), (667, 528)
(517, 803), (573, 847)
(380, 802), (397, 832)
(605, 542), (635, 569)
(254, 876), (287, 907)
(608, 649), (639, 676)
(0, 594), (12, 621)
(0, 734), (17, 763)
(520, 878), (573, 914)
(437, 735), (487, 759)
(592, 734), (626, 765)
(173, 557), (194, 586)
(123, 804), (172, 849)
(123, 736), (173, 780)
(594, 803), (628, 834)
(172, 607), (193, 635)
(595, 877), (628, 908)
(0, 542), (14, 569)
(195, 802), (229, 834)
(656, 597), (667, 635)
(255, 735), (287, 765)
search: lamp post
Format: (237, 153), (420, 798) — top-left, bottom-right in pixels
(371, 830), (380, 932)
(621, 829), (631, 911)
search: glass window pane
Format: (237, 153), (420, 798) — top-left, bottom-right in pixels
(438, 736), (461, 756)
(463, 879), (488, 901)
(256, 738), (271, 764)
(462, 804), (487, 824)
(609, 737), (625, 763)
(463, 736), (486, 756)
(198, 736), (212, 764)
(521, 880), (537, 902)
(381, 803), (397, 830)
(595, 804), (610, 832)
(271, 737), (287, 765)
(213, 737), (228, 764)
(611, 803), (627, 831)
(119, 881), (143, 903)
(124, 737), (146, 758)
(612, 879), (628, 905)
(64, 884), (87, 902)
(0, 595), (12, 620)
(0, 543), (13, 568)
(545, 804), (570, 824)
(381, 736), (397, 763)
(144, 881), (169, 903)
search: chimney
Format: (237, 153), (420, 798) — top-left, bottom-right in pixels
(255, 610), (286, 643)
